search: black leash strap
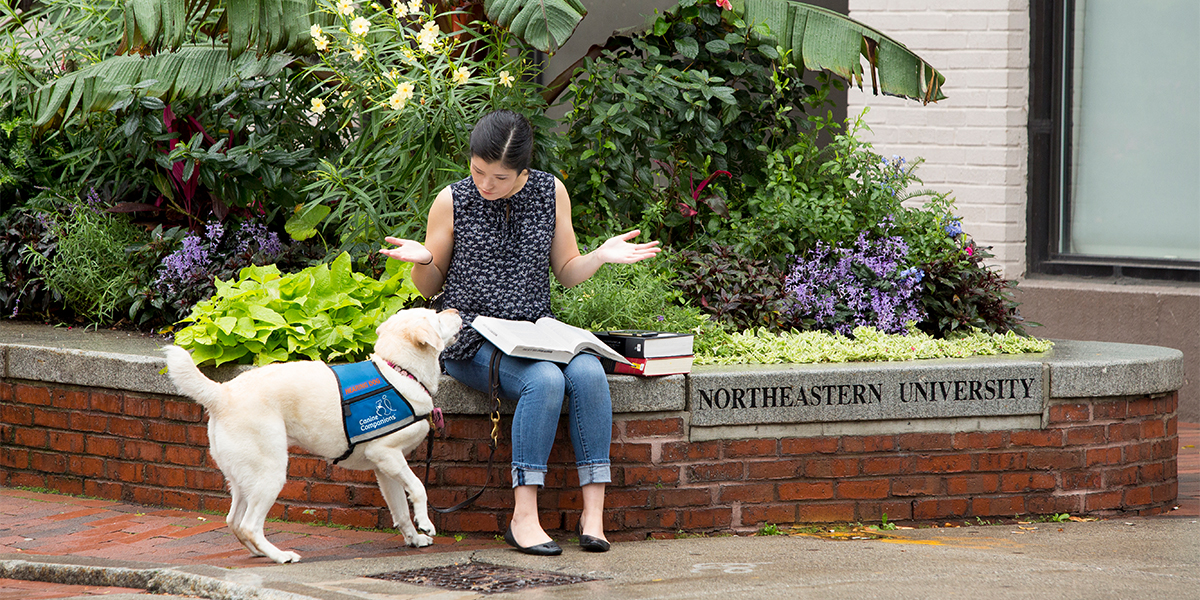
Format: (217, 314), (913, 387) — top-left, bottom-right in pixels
(425, 348), (503, 513)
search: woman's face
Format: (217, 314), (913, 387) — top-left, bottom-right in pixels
(470, 156), (526, 200)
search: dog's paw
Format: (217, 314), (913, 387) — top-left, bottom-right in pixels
(406, 533), (434, 548)
(416, 518), (436, 538)
(274, 550), (302, 564)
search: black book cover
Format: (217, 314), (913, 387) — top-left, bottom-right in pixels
(593, 330), (694, 359)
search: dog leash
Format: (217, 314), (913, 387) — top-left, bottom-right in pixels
(424, 348), (503, 513)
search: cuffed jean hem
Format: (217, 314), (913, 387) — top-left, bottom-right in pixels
(578, 463), (611, 486)
(511, 463), (611, 488)
(511, 466), (547, 488)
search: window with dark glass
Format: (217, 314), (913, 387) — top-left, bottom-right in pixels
(1028, 0), (1199, 281)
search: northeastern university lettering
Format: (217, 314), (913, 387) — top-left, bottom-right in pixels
(689, 363), (1044, 427)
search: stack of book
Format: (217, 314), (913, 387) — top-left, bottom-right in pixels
(465, 317), (694, 377)
(593, 330), (695, 376)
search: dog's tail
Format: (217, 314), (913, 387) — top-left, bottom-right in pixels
(162, 345), (224, 411)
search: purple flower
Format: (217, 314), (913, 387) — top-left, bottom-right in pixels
(236, 221), (284, 259)
(943, 218), (963, 238)
(156, 233), (212, 295)
(155, 218), (286, 298)
(785, 231), (925, 336)
(85, 187), (103, 211)
(205, 221), (225, 242)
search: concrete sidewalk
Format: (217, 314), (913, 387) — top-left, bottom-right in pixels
(2, 422), (1197, 599)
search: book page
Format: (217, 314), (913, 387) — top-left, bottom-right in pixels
(473, 317), (570, 355)
(537, 318), (629, 363)
(472, 316), (629, 364)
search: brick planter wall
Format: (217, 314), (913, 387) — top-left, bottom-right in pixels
(0, 376), (1178, 539)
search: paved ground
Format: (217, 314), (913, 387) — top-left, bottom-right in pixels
(1, 422), (1196, 599)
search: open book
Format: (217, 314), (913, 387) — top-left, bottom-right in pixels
(471, 316), (631, 365)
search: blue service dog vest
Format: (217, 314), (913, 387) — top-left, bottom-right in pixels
(329, 361), (424, 464)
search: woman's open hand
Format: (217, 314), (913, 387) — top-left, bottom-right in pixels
(379, 236), (434, 265)
(594, 230), (661, 264)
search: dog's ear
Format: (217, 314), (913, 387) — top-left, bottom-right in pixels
(404, 319), (443, 352)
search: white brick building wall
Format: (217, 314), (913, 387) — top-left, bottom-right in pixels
(846, 0), (1030, 278)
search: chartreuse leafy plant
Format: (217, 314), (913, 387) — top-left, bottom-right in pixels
(173, 253), (421, 366)
(697, 325), (1053, 366)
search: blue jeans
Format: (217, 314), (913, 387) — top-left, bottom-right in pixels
(444, 340), (613, 488)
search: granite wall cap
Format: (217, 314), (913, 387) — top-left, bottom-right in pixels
(1042, 339), (1184, 398)
(431, 373), (685, 415)
(0, 323), (684, 414)
(5, 345), (179, 395)
(2, 324), (1183, 413)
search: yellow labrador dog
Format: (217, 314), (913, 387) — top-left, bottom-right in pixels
(163, 308), (461, 563)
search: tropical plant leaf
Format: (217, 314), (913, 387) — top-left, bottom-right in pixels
(541, 0), (943, 105)
(483, 0), (588, 54)
(33, 45), (293, 128)
(121, 0), (193, 53)
(742, 0), (945, 103)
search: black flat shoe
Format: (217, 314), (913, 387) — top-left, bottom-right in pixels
(504, 526), (562, 556)
(577, 523), (611, 553)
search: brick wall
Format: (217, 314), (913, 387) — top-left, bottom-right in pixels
(846, 0), (1030, 278)
(1, 378), (1177, 539)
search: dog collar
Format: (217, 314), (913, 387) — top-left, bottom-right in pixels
(383, 358), (431, 397)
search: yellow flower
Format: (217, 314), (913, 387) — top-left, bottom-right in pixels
(497, 70), (514, 87)
(388, 91), (407, 111)
(416, 21), (439, 53)
(310, 97), (327, 114)
(396, 81), (415, 101)
(350, 16), (370, 36)
(408, 0), (422, 13)
(310, 24), (322, 39)
(337, 0), (354, 15)
(393, 2), (408, 18)
(350, 43), (366, 61)
(389, 80), (416, 110)
(314, 35), (329, 51)
(451, 66), (470, 85)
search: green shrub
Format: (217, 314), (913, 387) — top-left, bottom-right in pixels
(173, 253), (421, 366)
(558, 0), (810, 249)
(698, 325), (1053, 365)
(0, 208), (60, 320)
(673, 243), (800, 332)
(917, 240), (1029, 338)
(22, 192), (145, 324)
(551, 256), (713, 337)
(295, 2), (560, 250)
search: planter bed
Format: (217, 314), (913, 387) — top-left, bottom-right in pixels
(0, 322), (1182, 539)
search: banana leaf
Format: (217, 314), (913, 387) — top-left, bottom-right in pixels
(33, 45), (293, 128)
(742, 0), (945, 103)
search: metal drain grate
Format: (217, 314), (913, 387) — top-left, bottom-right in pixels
(368, 562), (598, 594)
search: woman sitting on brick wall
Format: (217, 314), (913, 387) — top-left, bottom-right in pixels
(379, 110), (660, 555)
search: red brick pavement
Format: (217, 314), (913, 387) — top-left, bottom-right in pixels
(0, 578), (145, 599)
(0, 488), (503, 570)
(1177, 421), (1199, 517)
(1, 487), (506, 598)
(1, 422), (1195, 599)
